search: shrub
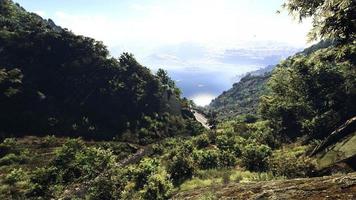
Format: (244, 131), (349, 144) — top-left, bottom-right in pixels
(248, 121), (281, 148)
(1, 168), (29, 199)
(3, 168), (27, 185)
(50, 139), (116, 184)
(88, 175), (116, 200)
(0, 151), (29, 166)
(97, 142), (138, 160)
(132, 158), (160, 189)
(152, 143), (164, 155)
(193, 150), (219, 170)
(241, 143), (271, 171)
(193, 134), (210, 149)
(139, 171), (173, 200)
(216, 135), (235, 151)
(0, 138), (18, 157)
(207, 131), (217, 144)
(268, 147), (317, 178)
(218, 151), (236, 168)
(27, 167), (58, 198)
(167, 154), (195, 186)
(40, 135), (58, 147)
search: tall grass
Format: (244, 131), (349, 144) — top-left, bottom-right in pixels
(179, 168), (284, 191)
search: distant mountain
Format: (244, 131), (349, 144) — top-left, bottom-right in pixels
(232, 64), (275, 83)
(218, 43), (302, 66)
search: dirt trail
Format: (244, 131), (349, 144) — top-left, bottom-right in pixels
(192, 109), (210, 129)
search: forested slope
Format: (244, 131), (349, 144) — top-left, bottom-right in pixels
(0, 0), (199, 141)
(209, 73), (270, 121)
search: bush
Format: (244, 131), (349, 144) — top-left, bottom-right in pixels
(0, 151), (29, 166)
(193, 134), (210, 149)
(167, 154), (195, 186)
(132, 158), (160, 190)
(241, 143), (271, 171)
(152, 143), (164, 155)
(40, 135), (58, 147)
(216, 135), (235, 151)
(0, 138), (18, 157)
(50, 139), (116, 184)
(97, 142), (138, 160)
(268, 147), (316, 178)
(218, 151), (236, 168)
(1, 168), (29, 199)
(88, 175), (116, 200)
(139, 171), (173, 200)
(248, 121), (281, 148)
(3, 168), (27, 185)
(27, 167), (58, 198)
(193, 150), (219, 170)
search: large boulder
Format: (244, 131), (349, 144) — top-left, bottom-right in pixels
(311, 116), (356, 170)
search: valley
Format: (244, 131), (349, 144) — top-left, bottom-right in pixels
(0, 0), (355, 199)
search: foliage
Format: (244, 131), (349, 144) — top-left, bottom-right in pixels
(193, 134), (211, 149)
(0, 152), (29, 166)
(96, 142), (138, 160)
(217, 150), (237, 168)
(283, 0), (355, 42)
(268, 146), (317, 178)
(166, 152), (195, 186)
(0, 138), (18, 157)
(209, 74), (270, 121)
(0, 168), (29, 199)
(0, 138), (30, 166)
(193, 149), (220, 170)
(241, 142), (272, 171)
(139, 170), (173, 200)
(0, 0), (192, 141)
(40, 135), (58, 147)
(260, 44), (356, 140)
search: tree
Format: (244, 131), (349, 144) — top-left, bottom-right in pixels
(156, 68), (181, 98)
(283, 0), (355, 42)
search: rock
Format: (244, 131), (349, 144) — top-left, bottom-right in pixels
(311, 116), (356, 170)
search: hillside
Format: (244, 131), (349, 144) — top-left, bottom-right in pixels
(208, 73), (270, 121)
(0, 0), (355, 199)
(208, 39), (338, 122)
(0, 0), (199, 142)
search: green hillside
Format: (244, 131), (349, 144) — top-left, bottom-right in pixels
(0, 0), (200, 142)
(0, 0), (355, 199)
(209, 73), (270, 121)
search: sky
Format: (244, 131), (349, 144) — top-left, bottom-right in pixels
(14, 0), (312, 106)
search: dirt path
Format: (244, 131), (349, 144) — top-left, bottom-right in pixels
(192, 110), (210, 129)
(117, 145), (153, 167)
(173, 172), (356, 200)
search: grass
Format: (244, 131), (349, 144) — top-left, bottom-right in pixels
(179, 168), (284, 191)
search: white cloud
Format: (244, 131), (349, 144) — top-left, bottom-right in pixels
(51, 1), (311, 52)
(48, 1), (312, 77)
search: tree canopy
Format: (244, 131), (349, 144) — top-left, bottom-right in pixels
(283, 0), (355, 42)
(0, 0), (194, 141)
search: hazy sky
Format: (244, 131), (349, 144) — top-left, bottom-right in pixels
(14, 0), (312, 105)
